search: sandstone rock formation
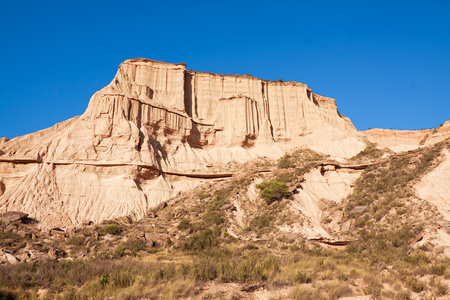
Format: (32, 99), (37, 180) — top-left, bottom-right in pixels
(415, 148), (450, 255)
(416, 148), (450, 221)
(289, 166), (362, 239)
(365, 121), (450, 152)
(0, 58), (447, 229)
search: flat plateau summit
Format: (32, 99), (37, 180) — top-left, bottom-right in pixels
(0, 58), (449, 228)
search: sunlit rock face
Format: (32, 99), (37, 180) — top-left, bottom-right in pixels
(364, 121), (450, 153)
(0, 58), (370, 228)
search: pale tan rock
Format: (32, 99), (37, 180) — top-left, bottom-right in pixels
(2, 253), (20, 264)
(0, 138), (7, 157)
(415, 149), (450, 255)
(2, 58), (436, 229)
(416, 149), (450, 221)
(364, 121), (450, 153)
(1, 211), (28, 225)
(425, 120), (450, 146)
(289, 167), (362, 239)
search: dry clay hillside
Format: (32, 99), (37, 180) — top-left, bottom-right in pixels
(0, 58), (450, 299)
(0, 139), (450, 299)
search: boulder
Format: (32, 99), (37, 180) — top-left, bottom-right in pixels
(48, 247), (59, 260)
(1, 211), (29, 225)
(18, 230), (32, 239)
(4, 224), (17, 232)
(49, 228), (67, 238)
(2, 253), (20, 264)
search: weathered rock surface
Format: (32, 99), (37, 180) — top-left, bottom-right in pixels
(289, 167), (361, 239)
(364, 121), (450, 152)
(0, 59), (368, 228)
(0, 58), (446, 229)
(415, 148), (450, 255)
(0, 211), (29, 225)
(416, 149), (450, 221)
(2, 252), (20, 264)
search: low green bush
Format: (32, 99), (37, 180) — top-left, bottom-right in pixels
(182, 228), (221, 251)
(126, 238), (146, 253)
(278, 154), (295, 168)
(177, 219), (192, 231)
(350, 143), (385, 161)
(256, 180), (291, 204)
(104, 224), (120, 234)
(293, 270), (312, 283)
(250, 214), (274, 229)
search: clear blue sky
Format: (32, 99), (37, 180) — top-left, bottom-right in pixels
(1, 0), (449, 139)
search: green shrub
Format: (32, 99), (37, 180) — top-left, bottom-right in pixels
(0, 230), (24, 249)
(275, 170), (297, 183)
(394, 289), (411, 300)
(435, 280), (448, 296)
(278, 154), (295, 168)
(67, 235), (86, 246)
(429, 262), (447, 276)
(116, 245), (126, 257)
(289, 286), (325, 300)
(250, 214), (274, 229)
(182, 229), (221, 251)
(126, 238), (146, 253)
(191, 249), (280, 283)
(350, 143), (385, 161)
(202, 210), (224, 226)
(99, 273), (109, 288)
(293, 270), (312, 283)
(256, 180), (291, 204)
(104, 224), (120, 234)
(244, 243), (258, 250)
(177, 219), (192, 231)
(405, 276), (426, 293)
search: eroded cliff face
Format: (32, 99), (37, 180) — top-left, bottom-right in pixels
(0, 58), (372, 228)
(365, 121), (450, 152)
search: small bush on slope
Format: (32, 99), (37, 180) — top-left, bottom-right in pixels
(104, 223), (120, 234)
(345, 141), (445, 218)
(256, 180), (291, 204)
(350, 142), (386, 162)
(278, 148), (326, 169)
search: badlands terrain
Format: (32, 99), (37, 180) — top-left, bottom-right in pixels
(0, 58), (450, 299)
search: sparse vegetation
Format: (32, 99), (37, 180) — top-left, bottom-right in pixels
(256, 180), (291, 204)
(1, 141), (449, 299)
(345, 142), (444, 217)
(250, 214), (274, 229)
(104, 223), (120, 234)
(0, 229), (26, 252)
(350, 142), (386, 161)
(278, 148), (326, 169)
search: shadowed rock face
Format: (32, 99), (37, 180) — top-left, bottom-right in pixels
(0, 58), (421, 229)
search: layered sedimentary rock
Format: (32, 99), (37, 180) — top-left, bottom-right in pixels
(0, 58), (378, 228)
(416, 149), (450, 221)
(365, 121), (450, 152)
(290, 167), (362, 239)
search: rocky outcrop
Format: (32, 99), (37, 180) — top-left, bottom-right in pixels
(0, 211), (29, 225)
(415, 148), (450, 255)
(0, 58), (373, 228)
(289, 167), (362, 239)
(416, 148), (450, 221)
(364, 121), (450, 152)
